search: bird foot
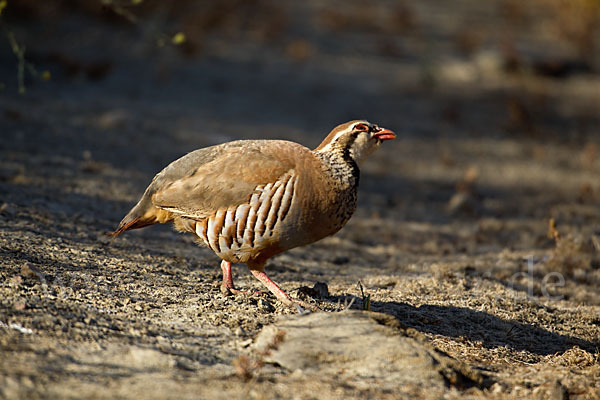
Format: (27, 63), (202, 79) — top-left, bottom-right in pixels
(220, 285), (244, 295)
(220, 284), (263, 297)
(247, 269), (321, 312)
(289, 298), (320, 313)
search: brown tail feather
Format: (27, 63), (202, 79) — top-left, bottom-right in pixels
(107, 217), (153, 237)
(107, 206), (174, 237)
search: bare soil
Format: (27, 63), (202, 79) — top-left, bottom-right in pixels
(1, 1), (599, 398)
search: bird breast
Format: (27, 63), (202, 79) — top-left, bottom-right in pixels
(193, 171), (297, 263)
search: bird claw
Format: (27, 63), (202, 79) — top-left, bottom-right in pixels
(221, 285), (264, 298)
(291, 299), (320, 314)
(295, 303), (309, 315)
(220, 284), (236, 295)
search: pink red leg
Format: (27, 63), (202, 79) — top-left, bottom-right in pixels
(220, 260), (247, 295)
(249, 269), (293, 305)
(249, 268), (319, 312)
(223, 263), (318, 311)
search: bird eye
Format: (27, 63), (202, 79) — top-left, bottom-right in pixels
(353, 123), (369, 132)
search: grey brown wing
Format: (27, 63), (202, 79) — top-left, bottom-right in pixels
(110, 140), (297, 236)
(151, 142), (297, 219)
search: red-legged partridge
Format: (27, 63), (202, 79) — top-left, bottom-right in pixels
(110, 120), (395, 308)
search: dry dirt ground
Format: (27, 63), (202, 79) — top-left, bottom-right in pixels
(1, 1), (600, 399)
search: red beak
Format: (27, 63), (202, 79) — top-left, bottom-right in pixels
(373, 128), (396, 141)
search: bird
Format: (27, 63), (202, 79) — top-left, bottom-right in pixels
(109, 120), (395, 308)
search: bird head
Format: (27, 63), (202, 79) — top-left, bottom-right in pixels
(314, 120), (396, 166)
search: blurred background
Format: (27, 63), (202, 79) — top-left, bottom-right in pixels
(3, 0), (600, 135)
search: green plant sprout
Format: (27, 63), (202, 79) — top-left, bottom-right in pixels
(357, 281), (371, 311)
(1, 1), (51, 94)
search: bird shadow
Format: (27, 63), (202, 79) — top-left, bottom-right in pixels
(325, 294), (599, 357)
